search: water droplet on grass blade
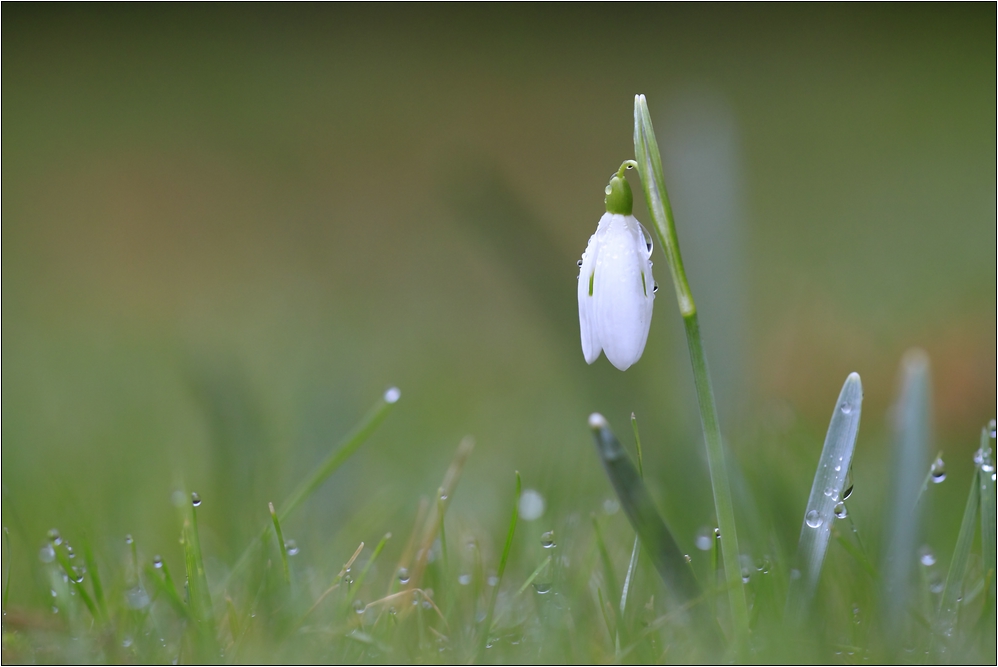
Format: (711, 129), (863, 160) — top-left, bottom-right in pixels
(125, 534), (133, 545)
(384, 387), (401, 404)
(840, 402), (853, 414)
(458, 574), (471, 585)
(532, 583), (552, 594)
(603, 498), (620, 515)
(284, 540), (299, 556)
(47, 529), (62, 545)
(805, 510), (823, 528)
(39, 543), (56, 563)
(487, 575), (498, 587)
(540, 531), (556, 549)
(833, 503), (848, 519)
(918, 546), (936, 567)
(353, 600), (365, 614)
(191, 492), (201, 507)
(930, 457), (946, 483)
(153, 555), (163, 568)
(126, 586), (150, 609)
(397, 567), (410, 584)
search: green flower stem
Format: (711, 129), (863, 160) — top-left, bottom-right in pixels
(633, 93), (749, 645)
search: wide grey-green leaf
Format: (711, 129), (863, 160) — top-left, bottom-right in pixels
(787, 372), (863, 618)
(881, 350), (932, 635)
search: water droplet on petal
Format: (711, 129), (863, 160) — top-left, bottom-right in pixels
(638, 223), (654, 257)
(652, 282), (659, 293)
(577, 259), (584, 267)
(191, 492), (202, 507)
(805, 510), (823, 528)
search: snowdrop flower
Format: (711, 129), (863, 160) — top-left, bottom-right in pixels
(578, 169), (656, 371)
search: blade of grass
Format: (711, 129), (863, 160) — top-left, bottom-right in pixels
(345, 532), (391, 611)
(882, 350), (931, 635)
(409, 436), (474, 588)
(978, 426), (996, 605)
(268, 502), (291, 584)
(621, 414), (644, 616)
(477, 470), (520, 662)
(145, 561), (189, 619)
(226, 388), (400, 583)
(936, 468), (980, 640)
(77, 534), (107, 622)
(54, 545), (99, 621)
(184, 495), (218, 659)
(634, 93), (748, 646)
(2, 527), (10, 613)
(514, 556), (552, 597)
(588, 414), (700, 605)
(787, 372), (863, 619)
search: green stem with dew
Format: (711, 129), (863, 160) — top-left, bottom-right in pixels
(632, 93), (749, 645)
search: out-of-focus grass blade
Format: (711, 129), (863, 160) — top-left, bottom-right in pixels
(881, 351), (931, 635)
(345, 532), (390, 611)
(936, 468), (980, 640)
(79, 534), (107, 621)
(787, 372), (863, 618)
(977, 425), (996, 607)
(477, 471), (520, 662)
(184, 495), (219, 658)
(54, 544), (99, 621)
(588, 414), (700, 605)
(268, 502), (291, 584)
(226, 387), (400, 583)
(145, 561), (189, 619)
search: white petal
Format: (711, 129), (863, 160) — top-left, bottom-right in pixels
(577, 215), (609, 364)
(591, 214), (655, 371)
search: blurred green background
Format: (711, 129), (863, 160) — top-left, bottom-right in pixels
(3, 4), (994, 612)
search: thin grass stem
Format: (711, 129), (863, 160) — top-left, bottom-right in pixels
(937, 467), (980, 640)
(631, 99), (749, 638)
(268, 502), (291, 584)
(477, 471), (520, 661)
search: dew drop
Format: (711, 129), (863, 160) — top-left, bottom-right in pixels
(66, 546), (75, 559)
(805, 510), (823, 528)
(577, 259), (584, 267)
(532, 583), (552, 594)
(918, 546), (936, 567)
(191, 492), (202, 507)
(122, 638), (133, 648)
(47, 529), (62, 546)
(694, 527), (713, 551)
(487, 575), (499, 587)
(284, 540), (299, 556)
(125, 534), (133, 545)
(397, 567), (410, 585)
(39, 543), (56, 563)
(603, 498), (620, 515)
(458, 574), (471, 586)
(126, 586), (150, 610)
(153, 555), (163, 569)
(518, 489), (545, 521)
(834, 465), (841, 472)
(384, 387), (401, 404)
(823, 486), (835, 498)
(684, 554), (692, 564)
(639, 223), (654, 257)
(714, 527), (722, 539)
(840, 402), (853, 414)
(652, 282), (659, 293)
(930, 457), (946, 483)
(833, 503), (848, 519)
(756, 557), (771, 574)
(989, 419), (996, 439)
(353, 599), (365, 614)
(540, 531), (556, 549)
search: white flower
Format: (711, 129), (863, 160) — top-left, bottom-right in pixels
(578, 211), (656, 371)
